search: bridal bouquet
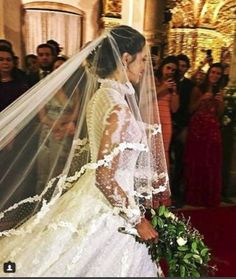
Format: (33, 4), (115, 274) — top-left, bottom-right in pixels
(140, 206), (213, 277)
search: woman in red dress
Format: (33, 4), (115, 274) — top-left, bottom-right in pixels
(184, 63), (225, 207)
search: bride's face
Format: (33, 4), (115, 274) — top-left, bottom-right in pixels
(126, 48), (147, 84)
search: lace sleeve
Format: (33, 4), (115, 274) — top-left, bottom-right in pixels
(151, 133), (171, 199)
(95, 104), (142, 226)
(137, 122), (170, 201)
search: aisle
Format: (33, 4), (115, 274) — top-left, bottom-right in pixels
(177, 205), (236, 277)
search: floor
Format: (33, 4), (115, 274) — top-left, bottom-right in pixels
(177, 204), (236, 277)
(172, 196), (236, 211)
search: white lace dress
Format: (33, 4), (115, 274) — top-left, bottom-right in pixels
(0, 80), (161, 277)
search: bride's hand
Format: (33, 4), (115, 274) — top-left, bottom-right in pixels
(135, 218), (158, 242)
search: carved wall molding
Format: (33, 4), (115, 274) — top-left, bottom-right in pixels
(23, 1), (84, 15)
(171, 0), (236, 36)
(101, 16), (121, 30)
(144, 29), (166, 45)
(102, 0), (122, 18)
(169, 0), (236, 70)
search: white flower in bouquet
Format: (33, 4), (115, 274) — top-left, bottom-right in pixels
(177, 237), (187, 246)
(223, 115), (231, 126)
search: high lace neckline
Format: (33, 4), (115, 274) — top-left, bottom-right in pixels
(98, 78), (135, 96)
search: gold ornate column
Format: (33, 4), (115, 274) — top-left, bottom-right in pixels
(143, 0), (170, 61)
(100, 0), (122, 30)
(168, 0), (230, 74)
(143, 0), (166, 46)
(169, 28), (223, 74)
(228, 10), (236, 87)
(168, 28), (198, 70)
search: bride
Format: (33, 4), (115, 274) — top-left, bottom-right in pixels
(0, 25), (170, 276)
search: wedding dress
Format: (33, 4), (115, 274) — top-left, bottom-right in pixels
(0, 79), (162, 277)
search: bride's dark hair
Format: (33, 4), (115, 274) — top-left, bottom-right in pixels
(87, 25), (145, 78)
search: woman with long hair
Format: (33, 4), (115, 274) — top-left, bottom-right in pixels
(184, 63), (224, 207)
(155, 56), (180, 171)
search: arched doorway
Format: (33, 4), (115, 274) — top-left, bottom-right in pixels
(23, 2), (84, 56)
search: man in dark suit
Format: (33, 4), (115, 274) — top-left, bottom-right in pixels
(171, 54), (195, 207)
(27, 43), (55, 87)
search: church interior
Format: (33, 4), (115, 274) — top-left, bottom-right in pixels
(1, 0), (236, 276)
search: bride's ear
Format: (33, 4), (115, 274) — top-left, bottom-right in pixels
(121, 52), (132, 68)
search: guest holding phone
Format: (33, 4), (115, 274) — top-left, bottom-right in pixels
(155, 56), (180, 171)
(154, 56), (180, 207)
(184, 63), (225, 207)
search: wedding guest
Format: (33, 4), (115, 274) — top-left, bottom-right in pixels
(0, 46), (28, 111)
(47, 39), (63, 58)
(53, 56), (68, 70)
(0, 39), (12, 49)
(24, 54), (39, 75)
(171, 54), (195, 206)
(155, 55), (180, 171)
(27, 43), (55, 87)
(184, 63), (225, 207)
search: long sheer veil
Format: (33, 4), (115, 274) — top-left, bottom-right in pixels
(0, 26), (170, 236)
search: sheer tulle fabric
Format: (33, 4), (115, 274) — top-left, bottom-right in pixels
(0, 27), (169, 276)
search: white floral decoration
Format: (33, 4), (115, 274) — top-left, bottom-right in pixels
(65, 142), (148, 184)
(223, 115), (231, 126)
(152, 185), (168, 194)
(176, 237), (187, 246)
(151, 123), (162, 135)
(0, 141), (151, 237)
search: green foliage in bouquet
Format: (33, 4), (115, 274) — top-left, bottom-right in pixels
(140, 206), (213, 277)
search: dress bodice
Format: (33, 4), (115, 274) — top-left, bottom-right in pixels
(86, 79), (143, 162)
(197, 98), (218, 116)
(86, 79), (144, 194)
